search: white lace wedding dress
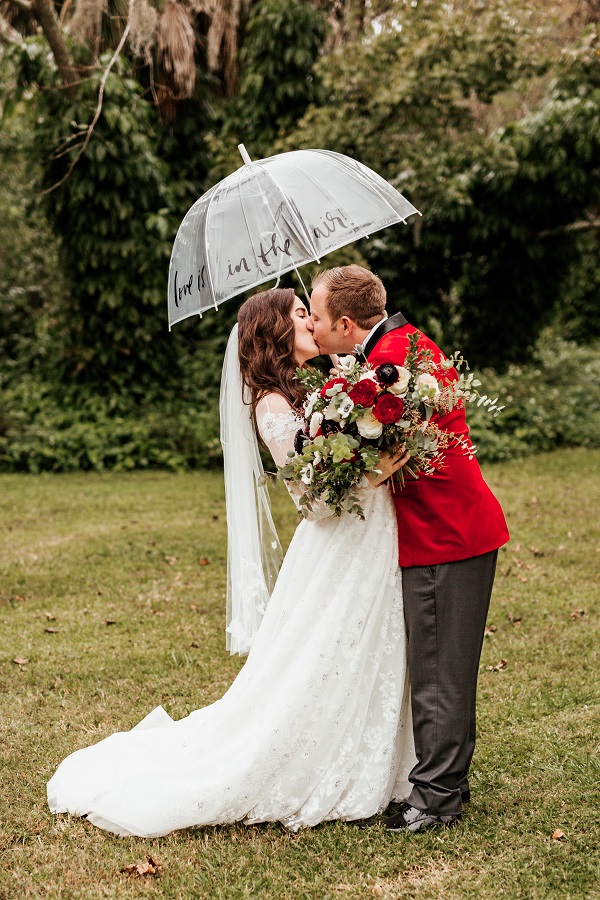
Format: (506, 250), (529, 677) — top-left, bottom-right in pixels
(47, 394), (415, 837)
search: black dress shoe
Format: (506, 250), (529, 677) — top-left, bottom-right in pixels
(461, 789), (471, 804)
(385, 803), (461, 833)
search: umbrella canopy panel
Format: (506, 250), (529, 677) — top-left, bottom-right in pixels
(168, 149), (419, 327)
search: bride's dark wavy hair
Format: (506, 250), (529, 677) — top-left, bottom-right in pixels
(237, 288), (306, 425)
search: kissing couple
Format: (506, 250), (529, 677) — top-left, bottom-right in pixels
(48, 265), (509, 837)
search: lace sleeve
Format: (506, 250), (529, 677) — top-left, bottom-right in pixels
(256, 395), (331, 522)
(256, 395), (376, 522)
(256, 394), (305, 468)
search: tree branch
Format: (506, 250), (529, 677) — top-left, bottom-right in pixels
(538, 216), (600, 238)
(32, 0), (78, 96)
(42, 22), (131, 195)
(0, 12), (22, 43)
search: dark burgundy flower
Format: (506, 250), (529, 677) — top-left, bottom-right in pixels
(373, 394), (404, 425)
(319, 377), (349, 398)
(320, 418), (339, 437)
(294, 428), (309, 454)
(348, 379), (378, 407)
(375, 363), (399, 386)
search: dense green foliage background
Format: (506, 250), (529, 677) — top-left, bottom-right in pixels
(0, 0), (598, 471)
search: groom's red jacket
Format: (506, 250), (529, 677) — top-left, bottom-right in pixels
(368, 323), (509, 568)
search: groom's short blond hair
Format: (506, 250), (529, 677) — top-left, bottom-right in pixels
(312, 265), (386, 329)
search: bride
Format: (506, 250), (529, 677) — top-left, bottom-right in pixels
(47, 288), (416, 837)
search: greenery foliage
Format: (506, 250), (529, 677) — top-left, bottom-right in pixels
(9, 42), (180, 394)
(467, 332), (600, 461)
(289, 8), (600, 367)
(208, 0), (328, 178)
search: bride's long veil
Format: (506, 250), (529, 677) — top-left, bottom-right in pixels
(219, 324), (283, 655)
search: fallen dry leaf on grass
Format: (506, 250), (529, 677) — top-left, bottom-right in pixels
(571, 609), (586, 619)
(551, 828), (566, 841)
(120, 856), (163, 878)
(486, 659), (508, 672)
(45, 612), (56, 621)
(44, 627), (59, 634)
(103, 619), (116, 626)
(198, 557), (210, 566)
(484, 625), (497, 637)
(508, 614), (522, 626)
(13, 657), (28, 666)
(164, 555), (177, 565)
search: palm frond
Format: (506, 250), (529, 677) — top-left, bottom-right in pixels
(157, 0), (196, 98)
(66, 0), (108, 57)
(128, 0), (158, 63)
(188, 0), (250, 95)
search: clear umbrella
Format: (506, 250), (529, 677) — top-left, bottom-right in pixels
(168, 145), (420, 328)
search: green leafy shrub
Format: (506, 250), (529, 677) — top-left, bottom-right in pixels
(468, 332), (600, 461)
(0, 376), (221, 473)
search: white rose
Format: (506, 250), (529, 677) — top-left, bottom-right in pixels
(388, 366), (411, 396)
(416, 373), (440, 403)
(356, 409), (383, 439)
(324, 399), (343, 422)
(338, 396), (355, 419)
(337, 355), (357, 375)
(359, 370), (378, 382)
(309, 411), (323, 438)
(300, 463), (314, 485)
(304, 390), (319, 417)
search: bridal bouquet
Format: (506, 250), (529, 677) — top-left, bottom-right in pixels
(278, 332), (503, 518)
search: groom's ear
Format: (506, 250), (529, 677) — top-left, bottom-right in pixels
(339, 315), (357, 336)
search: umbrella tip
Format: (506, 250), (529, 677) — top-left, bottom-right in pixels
(238, 144), (253, 166)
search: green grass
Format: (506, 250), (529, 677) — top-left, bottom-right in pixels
(0, 449), (598, 899)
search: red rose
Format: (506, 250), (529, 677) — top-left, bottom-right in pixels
(348, 379), (378, 407)
(319, 377), (349, 398)
(373, 394), (404, 425)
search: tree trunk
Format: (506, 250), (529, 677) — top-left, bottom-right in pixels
(32, 0), (79, 95)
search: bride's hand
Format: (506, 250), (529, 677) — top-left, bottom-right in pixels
(366, 446), (411, 487)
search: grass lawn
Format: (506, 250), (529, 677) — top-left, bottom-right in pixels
(0, 448), (598, 899)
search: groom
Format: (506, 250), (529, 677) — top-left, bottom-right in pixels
(308, 265), (509, 833)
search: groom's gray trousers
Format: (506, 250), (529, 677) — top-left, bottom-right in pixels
(402, 549), (498, 817)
